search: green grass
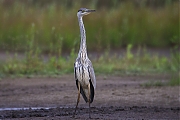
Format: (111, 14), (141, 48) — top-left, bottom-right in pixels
(0, 1), (179, 86)
(141, 76), (179, 87)
(0, 44), (179, 80)
(141, 81), (164, 87)
(168, 74), (180, 86)
(0, 1), (179, 53)
(0, 44), (179, 86)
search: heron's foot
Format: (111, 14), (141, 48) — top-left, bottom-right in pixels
(72, 113), (76, 118)
(89, 114), (92, 119)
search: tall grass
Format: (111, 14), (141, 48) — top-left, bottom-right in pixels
(1, 45), (179, 76)
(0, 1), (179, 53)
(0, 43), (179, 85)
(0, 1), (179, 86)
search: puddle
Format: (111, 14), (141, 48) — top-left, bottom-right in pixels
(0, 107), (61, 111)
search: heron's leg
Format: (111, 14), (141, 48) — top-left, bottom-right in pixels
(88, 83), (91, 118)
(73, 82), (81, 118)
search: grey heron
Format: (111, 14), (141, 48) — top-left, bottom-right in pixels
(73, 8), (96, 118)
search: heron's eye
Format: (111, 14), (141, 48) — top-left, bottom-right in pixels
(78, 8), (87, 13)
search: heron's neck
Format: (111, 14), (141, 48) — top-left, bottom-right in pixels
(78, 16), (87, 57)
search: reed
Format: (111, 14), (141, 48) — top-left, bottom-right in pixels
(0, 1), (178, 53)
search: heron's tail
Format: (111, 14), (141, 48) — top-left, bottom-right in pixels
(76, 80), (95, 103)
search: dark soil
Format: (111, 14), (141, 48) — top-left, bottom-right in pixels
(0, 75), (179, 120)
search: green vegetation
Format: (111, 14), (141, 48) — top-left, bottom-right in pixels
(0, 1), (179, 52)
(0, 1), (179, 86)
(141, 81), (164, 87)
(0, 44), (179, 86)
(168, 76), (180, 86)
(141, 77), (180, 87)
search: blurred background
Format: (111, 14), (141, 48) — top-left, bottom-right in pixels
(0, 0), (179, 77)
(0, 0), (179, 53)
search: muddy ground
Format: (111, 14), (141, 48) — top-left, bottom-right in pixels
(0, 75), (179, 120)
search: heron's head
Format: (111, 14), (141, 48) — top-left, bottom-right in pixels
(77, 8), (95, 17)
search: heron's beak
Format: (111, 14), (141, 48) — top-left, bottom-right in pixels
(84, 9), (95, 15)
(87, 9), (96, 12)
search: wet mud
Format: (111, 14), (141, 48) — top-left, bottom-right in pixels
(0, 75), (179, 119)
(0, 106), (179, 120)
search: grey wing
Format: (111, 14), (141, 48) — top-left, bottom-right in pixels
(88, 60), (96, 89)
